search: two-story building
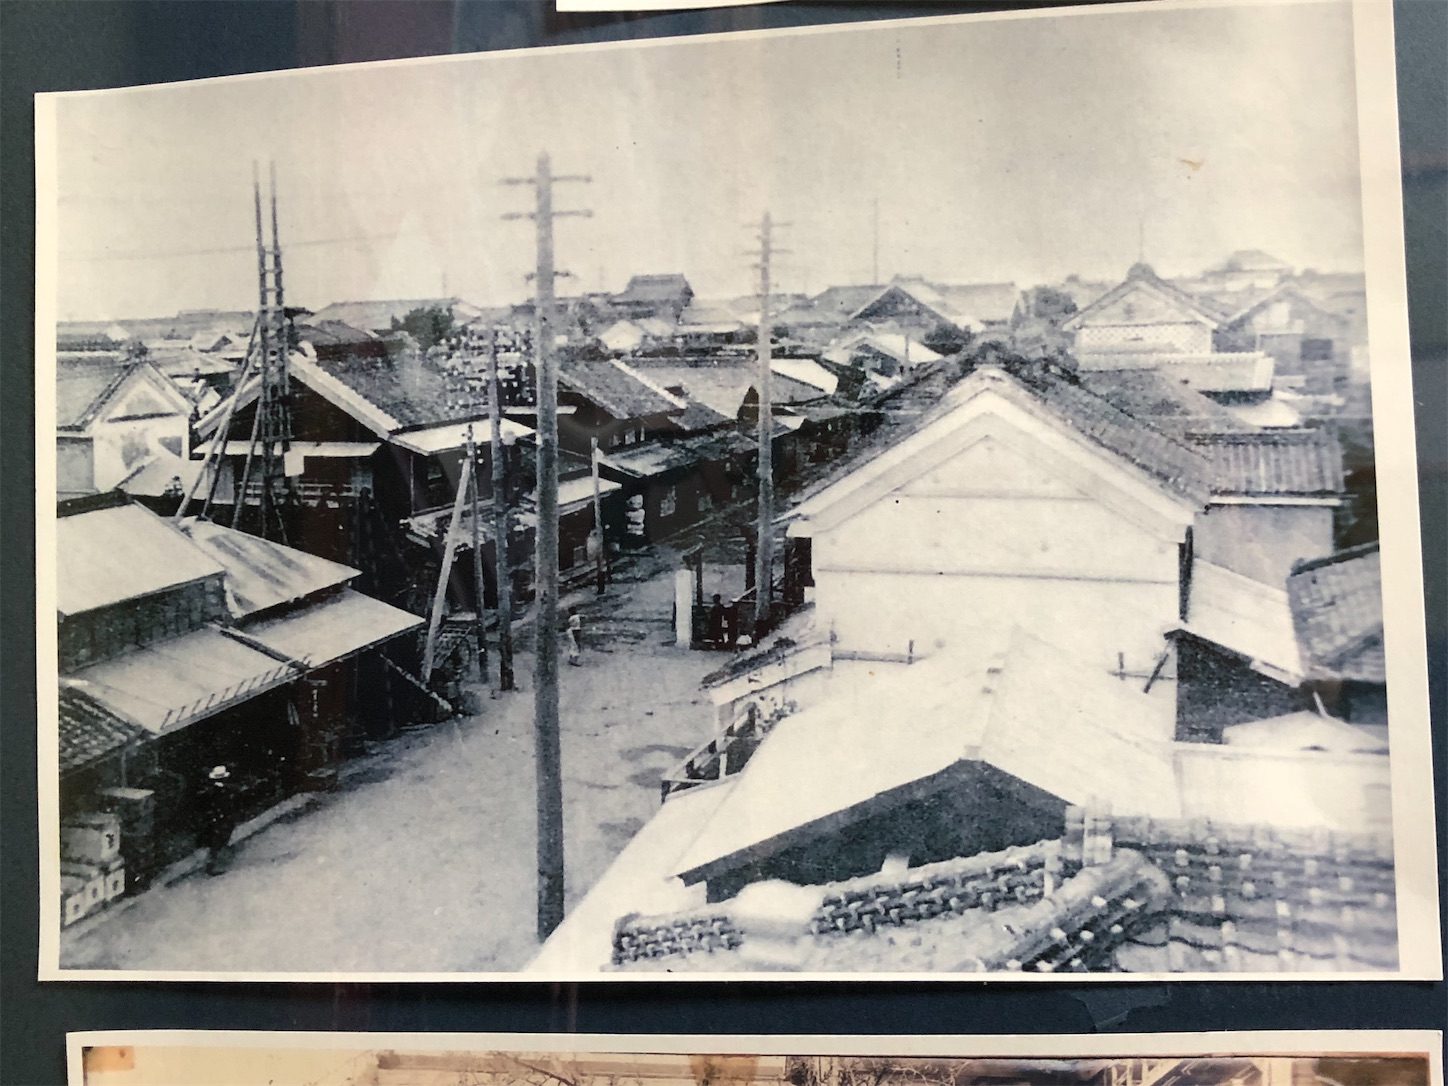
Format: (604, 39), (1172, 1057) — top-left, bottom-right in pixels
(56, 354), (194, 501)
(57, 493), (421, 885)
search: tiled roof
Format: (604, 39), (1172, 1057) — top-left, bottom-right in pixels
(55, 354), (131, 429)
(616, 274), (692, 302)
(1009, 367), (1217, 503)
(1077, 370), (1259, 437)
(1191, 429), (1343, 497)
(1287, 544), (1384, 683)
(296, 319), (378, 348)
(308, 351), (489, 430)
(559, 359), (685, 420)
(59, 685), (144, 775)
(612, 813), (1397, 974)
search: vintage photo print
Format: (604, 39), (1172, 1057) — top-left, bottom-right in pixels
(63, 1032), (1445, 1086)
(34, 0), (1438, 980)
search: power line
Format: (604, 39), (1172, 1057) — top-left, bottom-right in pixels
(57, 224), (507, 264)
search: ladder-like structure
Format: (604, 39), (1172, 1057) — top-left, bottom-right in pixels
(234, 162), (296, 543)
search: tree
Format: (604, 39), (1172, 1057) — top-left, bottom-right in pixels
(392, 305), (455, 351)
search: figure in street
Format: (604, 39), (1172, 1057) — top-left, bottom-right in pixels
(707, 593), (727, 647)
(566, 612), (583, 666)
(198, 764), (238, 875)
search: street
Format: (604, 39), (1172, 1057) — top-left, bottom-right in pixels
(59, 562), (726, 974)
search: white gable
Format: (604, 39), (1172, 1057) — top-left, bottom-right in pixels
(1079, 280), (1213, 328)
(787, 369), (1199, 543)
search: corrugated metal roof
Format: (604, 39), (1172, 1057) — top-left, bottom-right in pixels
(178, 520), (358, 619)
(240, 587), (422, 665)
(1287, 544), (1384, 683)
(58, 503), (224, 617)
(67, 625), (297, 734)
(58, 686), (144, 775)
(1193, 429), (1343, 497)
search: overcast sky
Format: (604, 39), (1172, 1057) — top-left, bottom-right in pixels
(49, 0), (1365, 322)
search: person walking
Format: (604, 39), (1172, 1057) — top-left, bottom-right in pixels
(566, 612), (583, 666)
(198, 765), (238, 875)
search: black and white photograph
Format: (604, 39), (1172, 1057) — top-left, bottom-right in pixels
(61, 1030), (1445, 1086)
(34, 0), (1438, 979)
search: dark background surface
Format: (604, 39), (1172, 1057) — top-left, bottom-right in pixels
(1, 2), (1443, 1084)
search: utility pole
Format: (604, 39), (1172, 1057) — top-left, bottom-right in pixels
(234, 161), (294, 543)
(752, 211), (779, 638)
(487, 329), (516, 693)
(466, 423), (488, 681)
(590, 436), (606, 595)
(503, 152), (591, 940)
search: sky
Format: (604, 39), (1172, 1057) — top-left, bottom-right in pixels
(48, 0), (1367, 322)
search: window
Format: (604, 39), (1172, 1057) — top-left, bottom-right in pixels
(659, 485), (677, 518)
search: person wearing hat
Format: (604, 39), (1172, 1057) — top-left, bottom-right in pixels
(198, 764), (237, 875)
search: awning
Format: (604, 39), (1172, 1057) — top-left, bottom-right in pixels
(558, 475), (621, 514)
(201, 440), (382, 459)
(390, 419), (534, 456)
(240, 588), (423, 666)
(66, 627), (299, 735)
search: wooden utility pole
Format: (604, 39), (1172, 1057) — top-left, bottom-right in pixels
(487, 330), (515, 692)
(503, 152), (590, 940)
(422, 464), (470, 684)
(590, 436), (606, 595)
(752, 211), (776, 636)
(466, 423), (488, 680)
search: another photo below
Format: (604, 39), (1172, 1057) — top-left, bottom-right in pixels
(65, 1034), (1442, 1086)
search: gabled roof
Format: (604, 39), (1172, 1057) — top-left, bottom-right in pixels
(1219, 281), (1342, 327)
(58, 685), (145, 775)
(1063, 265), (1228, 331)
(1218, 249), (1292, 273)
(559, 359), (685, 420)
(57, 501), (225, 618)
(671, 626), (1179, 885)
(56, 355), (190, 432)
(1191, 429), (1343, 498)
(1287, 543), (1384, 683)
(55, 354), (132, 429)
(616, 274), (693, 303)
(784, 364), (1215, 530)
(295, 319), (380, 349)
(849, 280), (986, 331)
(629, 359), (755, 420)
(823, 331), (944, 369)
(308, 297), (477, 333)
